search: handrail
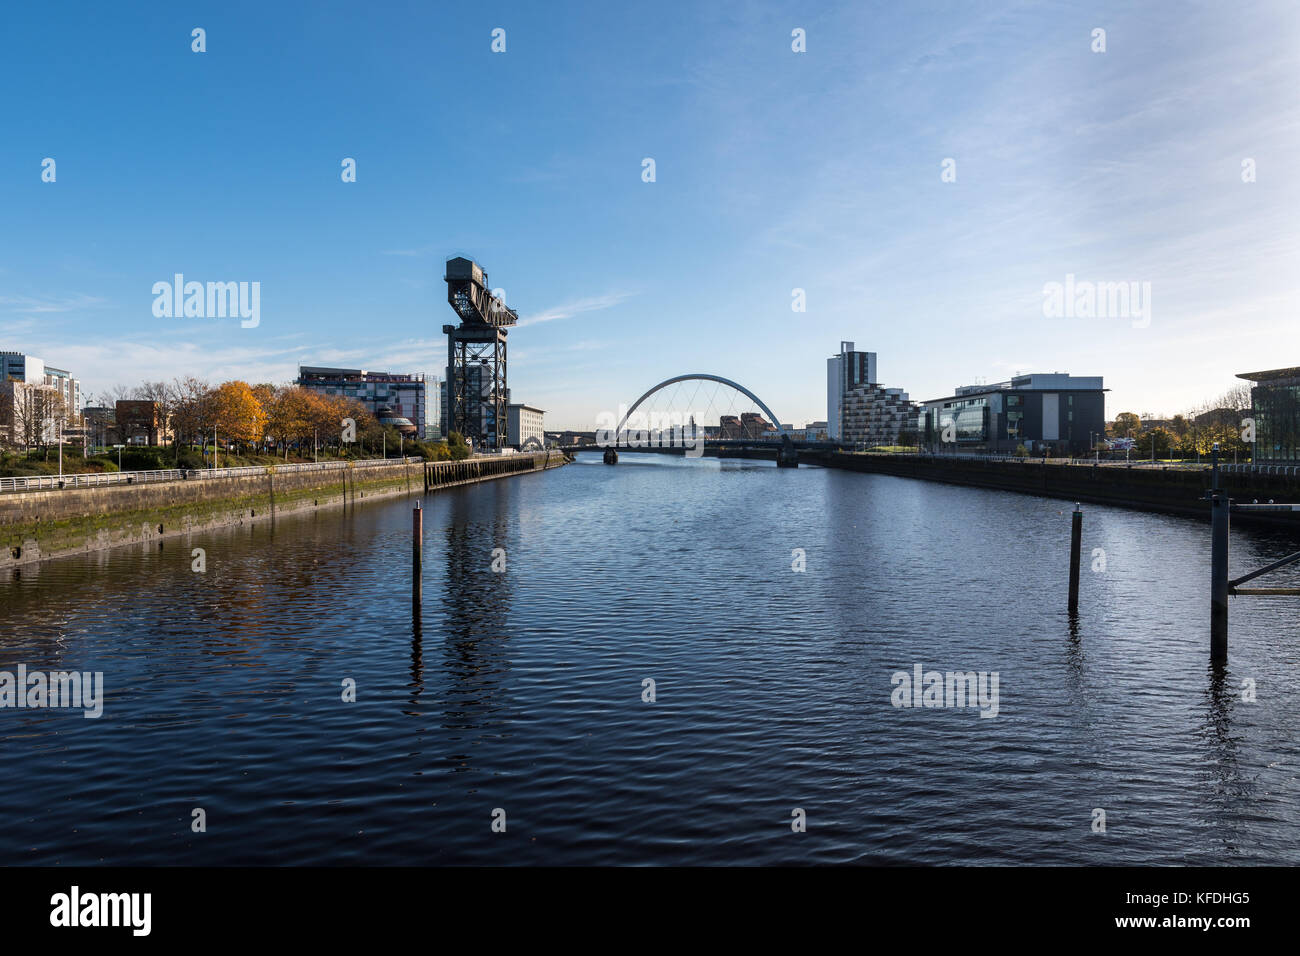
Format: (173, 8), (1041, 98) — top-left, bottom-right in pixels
(0, 457), (421, 494)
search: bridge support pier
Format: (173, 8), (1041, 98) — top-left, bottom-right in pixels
(777, 436), (799, 468)
(603, 447), (619, 465)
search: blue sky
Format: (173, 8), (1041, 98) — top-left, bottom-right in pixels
(2, 0), (1298, 429)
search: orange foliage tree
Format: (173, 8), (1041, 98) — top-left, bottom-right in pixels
(211, 381), (268, 449)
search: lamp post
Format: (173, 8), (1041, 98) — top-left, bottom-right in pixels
(58, 420), (63, 477)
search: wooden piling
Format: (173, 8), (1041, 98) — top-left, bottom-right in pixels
(1210, 491), (1229, 661)
(1068, 502), (1082, 615)
(413, 501), (423, 608)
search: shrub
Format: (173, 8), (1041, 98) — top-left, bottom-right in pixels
(117, 447), (168, 471)
(446, 432), (471, 461)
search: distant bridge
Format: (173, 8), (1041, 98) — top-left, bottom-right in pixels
(561, 373), (823, 466)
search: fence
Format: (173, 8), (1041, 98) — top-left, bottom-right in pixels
(0, 457), (422, 494)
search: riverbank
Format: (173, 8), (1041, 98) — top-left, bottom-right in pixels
(805, 451), (1300, 526)
(1, 451), (568, 569)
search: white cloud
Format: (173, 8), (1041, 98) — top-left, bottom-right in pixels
(517, 291), (636, 327)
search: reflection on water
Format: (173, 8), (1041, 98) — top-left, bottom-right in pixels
(1, 454), (1298, 865)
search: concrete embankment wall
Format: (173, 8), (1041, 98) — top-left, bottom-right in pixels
(805, 452), (1300, 527)
(1, 451), (567, 569)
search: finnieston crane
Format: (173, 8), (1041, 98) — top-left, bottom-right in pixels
(443, 257), (518, 451)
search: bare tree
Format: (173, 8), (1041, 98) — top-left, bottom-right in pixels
(7, 384), (65, 453)
(98, 383), (141, 406)
(169, 376), (214, 449)
(135, 380), (176, 446)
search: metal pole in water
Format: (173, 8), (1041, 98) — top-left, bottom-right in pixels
(413, 501), (423, 608)
(1068, 502), (1082, 615)
(1210, 444), (1228, 661)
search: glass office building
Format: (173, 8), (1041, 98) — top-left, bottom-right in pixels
(1238, 367), (1300, 463)
(918, 373), (1106, 455)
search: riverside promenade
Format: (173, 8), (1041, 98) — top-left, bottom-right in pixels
(804, 451), (1300, 526)
(1, 451), (568, 568)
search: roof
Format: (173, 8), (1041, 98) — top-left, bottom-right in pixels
(1237, 367), (1300, 383)
(920, 385), (1110, 405)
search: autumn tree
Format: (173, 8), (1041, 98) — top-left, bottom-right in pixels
(211, 380), (268, 449)
(265, 386), (318, 458)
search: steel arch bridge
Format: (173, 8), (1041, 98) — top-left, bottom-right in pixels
(561, 372), (807, 467)
(612, 373), (785, 440)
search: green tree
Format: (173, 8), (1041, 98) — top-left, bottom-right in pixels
(446, 431), (471, 460)
(1111, 412), (1142, 437)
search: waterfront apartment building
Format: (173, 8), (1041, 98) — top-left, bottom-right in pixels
(827, 342), (876, 442)
(1, 351), (81, 425)
(1237, 366), (1300, 463)
(826, 342), (918, 446)
(506, 404), (546, 449)
(918, 373), (1107, 456)
(297, 366), (434, 439)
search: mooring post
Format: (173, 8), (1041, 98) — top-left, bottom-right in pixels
(412, 501), (423, 608)
(1209, 444), (1228, 661)
(1068, 502), (1082, 615)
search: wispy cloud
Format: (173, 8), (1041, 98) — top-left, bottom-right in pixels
(517, 291), (636, 327)
(0, 293), (107, 313)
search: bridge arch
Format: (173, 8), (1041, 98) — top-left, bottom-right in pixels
(614, 373), (783, 441)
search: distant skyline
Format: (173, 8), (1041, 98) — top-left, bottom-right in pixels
(2, 0), (1298, 429)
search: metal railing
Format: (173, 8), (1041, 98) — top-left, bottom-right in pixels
(1220, 463), (1300, 477)
(0, 457), (421, 494)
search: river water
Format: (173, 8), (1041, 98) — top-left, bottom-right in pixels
(1, 453), (1297, 865)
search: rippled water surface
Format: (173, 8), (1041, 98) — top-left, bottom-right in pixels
(2, 454), (1298, 865)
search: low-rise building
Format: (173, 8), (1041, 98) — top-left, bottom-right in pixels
(506, 404), (545, 449)
(918, 373), (1107, 456)
(115, 400), (170, 446)
(82, 406), (118, 447)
